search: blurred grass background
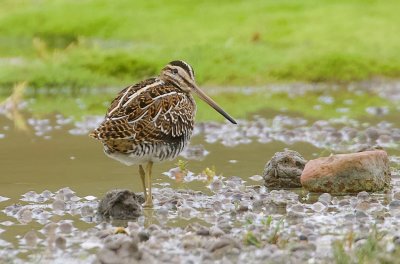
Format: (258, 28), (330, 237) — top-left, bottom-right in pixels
(0, 0), (400, 90)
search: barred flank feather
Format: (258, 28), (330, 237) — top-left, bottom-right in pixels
(90, 62), (196, 165)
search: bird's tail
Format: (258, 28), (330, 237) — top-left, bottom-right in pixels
(89, 130), (99, 139)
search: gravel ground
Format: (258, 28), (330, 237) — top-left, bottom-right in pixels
(0, 165), (400, 263)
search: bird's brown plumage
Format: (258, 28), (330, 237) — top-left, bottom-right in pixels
(90, 77), (196, 157)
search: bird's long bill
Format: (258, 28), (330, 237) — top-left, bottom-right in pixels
(192, 85), (237, 124)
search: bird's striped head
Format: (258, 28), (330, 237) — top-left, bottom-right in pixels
(160, 60), (237, 124)
(160, 60), (195, 92)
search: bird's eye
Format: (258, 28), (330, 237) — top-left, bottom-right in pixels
(171, 69), (178, 75)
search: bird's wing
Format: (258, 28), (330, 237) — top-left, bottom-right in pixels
(91, 78), (196, 143)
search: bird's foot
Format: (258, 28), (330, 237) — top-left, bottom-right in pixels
(142, 198), (153, 208)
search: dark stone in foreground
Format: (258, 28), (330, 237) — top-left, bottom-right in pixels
(98, 189), (143, 220)
(301, 150), (391, 193)
(263, 149), (307, 188)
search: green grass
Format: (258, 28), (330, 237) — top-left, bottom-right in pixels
(332, 227), (400, 264)
(1, 0), (400, 90)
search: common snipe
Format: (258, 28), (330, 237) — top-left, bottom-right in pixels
(90, 60), (236, 207)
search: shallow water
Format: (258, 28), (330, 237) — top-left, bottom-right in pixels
(0, 84), (400, 262)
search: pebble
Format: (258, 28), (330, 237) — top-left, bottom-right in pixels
(55, 236), (67, 250)
(393, 192), (400, 200)
(138, 231), (150, 242)
(389, 200), (400, 213)
(289, 204), (305, 213)
(355, 210), (369, 219)
(17, 207), (32, 224)
(196, 227), (210, 236)
(207, 237), (240, 253)
(52, 199), (66, 212)
(356, 201), (371, 212)
(311, 202), (326, 213)
(80, 205), (94, 217)
(210, 226), (225, 237)
(59, 222), (73, 234)
(23, 230), (38, 247)
(357, 191), (370, 201)
(318, 193), (332, 205)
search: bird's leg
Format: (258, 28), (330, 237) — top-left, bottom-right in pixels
(139, 165), (147, 201)
(143, 161), (153, 208)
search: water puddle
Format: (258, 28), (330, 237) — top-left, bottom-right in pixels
(0, 84), (399, 263)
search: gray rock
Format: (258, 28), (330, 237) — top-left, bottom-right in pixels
(97, 189), (143, 220)
(263, 149), (307, 188)
(138, 231), (150, 242)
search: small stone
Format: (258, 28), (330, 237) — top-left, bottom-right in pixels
(182, 234), (201, 249)
(311, 202), (326, 213)
(59, 222), (73, 234)
(356, 210), (368, 219)
(263, 149), (307, 188)
(338, 199), (350, 206)
(138, 231), (150, 242)
(301, 150), (391, 193)
(355, 201), (370, 212)
(156, 207), (169, 217)
(96, 230), (111, 240)
(217, 222), (232, 234)
(52, 199), (66, 211)
(80, 205), (94, 217)
(210, 226), (225, 237)
(17, 207), (32, 224)
(207, 237), (241, 253)
(42, 223), (58, 236)
(318, 193), (332, 205)
(252, 199), (264, 211)
(23, 230), (38, 247)
(389, 200), (400, 212)
(196, 227), (210, 236)
(127, 222), (140, 232)
(357, 191), (370, 201)
(237, 204), (249, 212)
(41, 190), (53, 199)
(249, 175), (263, 181)
(299, 234), (308, 241)
(55, 236), (67, 250)
(209, 179), (224, 192)
(289, 204), (304, 213)
(393, 192), (400, 200)
(365, 128), (380, 141)
(84, 195), (97, 201)
(22, 191), (39, 202)
(287, 211), (305, 220)
(96, 235), (142, 263)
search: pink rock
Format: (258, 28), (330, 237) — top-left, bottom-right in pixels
(300, 150), (391, 193)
